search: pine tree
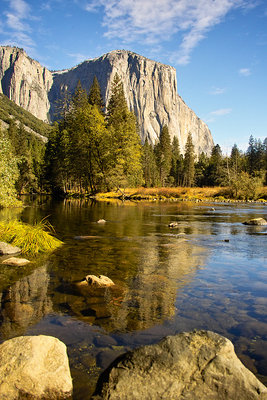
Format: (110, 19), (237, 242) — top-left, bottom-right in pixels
(155, 125), (172, 186)
(106, 73), (143, 188)
(183, 132), (195, 187)
(142, 138), (159, 187)
(206, 144), (224, 186)
(88, 76), (104, 112)
(170, 136), (182, 186)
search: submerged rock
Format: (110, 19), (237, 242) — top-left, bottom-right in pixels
(93, 330), (267, 400)
(243, 218), (267, 226)
(0, 242), (21, 255)
(0, 335), (73, 399)
(97, 219), (106, 224)
(2, 257), (30, 266)
(78, 275), (114, 288)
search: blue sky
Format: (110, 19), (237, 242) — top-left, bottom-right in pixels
(1, 0), (267, 152)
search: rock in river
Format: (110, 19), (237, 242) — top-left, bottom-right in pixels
(93, 330), (267, 400)
(2, 257), (30, 266)
(78, 274), (115, 288)
(0, 335), (73, 399)
(0, 241), (21, 255)
(243, 218), (267, 226)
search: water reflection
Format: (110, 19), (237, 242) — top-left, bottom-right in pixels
(0, 265), (52, 340)
(49, 233), (208, 332)
(0, 198), (266, 398)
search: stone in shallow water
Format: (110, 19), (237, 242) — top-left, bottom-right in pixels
(93, 330), (267, 400)
(0, 335), (73, 399)
(2, 256), (30, 266)
(243, 218), (267, 226)
(78, 275), (115, 288)
(0, 241), (21, 255)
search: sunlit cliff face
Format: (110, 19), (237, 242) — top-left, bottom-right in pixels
(0, 46), (213, 156)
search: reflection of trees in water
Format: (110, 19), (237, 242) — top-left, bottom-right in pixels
(0, 266), (52, 340)
(52, 234), (209, 333)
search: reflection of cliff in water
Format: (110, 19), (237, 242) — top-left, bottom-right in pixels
(0, 265), (52, 340)
(52, 234), (209, 333)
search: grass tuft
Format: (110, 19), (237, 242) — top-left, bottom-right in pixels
(0, 219), (63, 255)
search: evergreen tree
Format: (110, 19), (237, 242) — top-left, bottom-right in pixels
(183, 132), (195, 187)
(72, 80), (88, 110)
(206, 144), (225, 186)
(106, 73), (143, 188)
(170, 136), (182, 186)
(142, 138), (159, 187)
(246, 135), (257, 175)
(195, 152), (209, 187)
(88, 76), (104, 112)
(155, 125), (172, 186)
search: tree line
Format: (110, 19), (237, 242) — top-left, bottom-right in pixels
(0, 74), (266, 207)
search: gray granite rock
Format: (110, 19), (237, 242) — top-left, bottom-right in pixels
(93, 330), (267, 400)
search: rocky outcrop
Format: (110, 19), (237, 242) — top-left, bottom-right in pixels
(93, 330), (267, 400)
(0, 335), (72, 399)
(0, 46), (213, 155)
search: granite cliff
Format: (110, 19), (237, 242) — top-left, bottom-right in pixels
(0, 46), (214, 155)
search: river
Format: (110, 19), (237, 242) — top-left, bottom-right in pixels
(0, 197), (266, 398)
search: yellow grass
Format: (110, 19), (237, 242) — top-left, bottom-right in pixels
(0, 219), (63, 255)
(95, 186), (267, 202)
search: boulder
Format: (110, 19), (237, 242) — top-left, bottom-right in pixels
(243, 218), (267, 226)
(2, 257), (30, 266)
(0, 242), (21, 255)
(0, 335), (72, 399)
(93, 330), (267, 400)
(97, 219), (106, 224)
(78, 275), (115, 288)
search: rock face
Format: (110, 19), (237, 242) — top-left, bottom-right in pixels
(93, 330), (267, 400)
(0, 46), (53, 122)
(0, 335), (72, 399)
(0, 46), (213, 155)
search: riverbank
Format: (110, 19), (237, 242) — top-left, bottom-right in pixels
(93, 186), (267, 203)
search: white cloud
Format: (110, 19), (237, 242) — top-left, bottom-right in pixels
(10, 0), (30, 17)
(84, 0), (256, 65)
(210, 108), (232, 116)
(205, 107), (232, 123)
(210, 87), (226, 95)
(3, 0), (34, 49)
(239, 67), (251, 76)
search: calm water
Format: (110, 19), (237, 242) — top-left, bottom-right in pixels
(0, 197), (266, 398)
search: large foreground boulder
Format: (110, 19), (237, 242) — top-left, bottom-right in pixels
(93, 330), (267, 400)
(0, 335), (72, 399)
